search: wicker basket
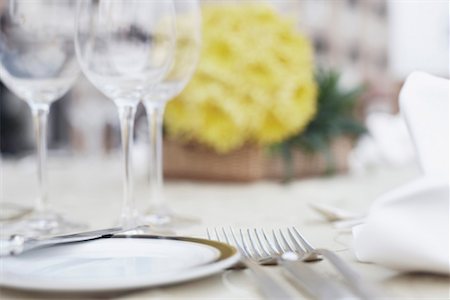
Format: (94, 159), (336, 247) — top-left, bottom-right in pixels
(163, 137), (353, 182)
(263, 137), (353, 179)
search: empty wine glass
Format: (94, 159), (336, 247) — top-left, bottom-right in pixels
(75, 0), (176, 228)
(0, 0), (82, 235)
(142, 0), (201, 228)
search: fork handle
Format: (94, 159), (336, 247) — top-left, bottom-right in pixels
(243, 259), (296, 300)
(317, 249), (382, 300)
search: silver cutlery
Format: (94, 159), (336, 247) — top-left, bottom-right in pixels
(222, 227), (353, 300)
(250, 228), (354, 299)
(0, 225), (152, 256)
(308, 203), (366, 230)
(207, 228), (296, 300)
(308, 202), (364, 222)
(287, 227), (382, 300)
(208, 228), (354, 300)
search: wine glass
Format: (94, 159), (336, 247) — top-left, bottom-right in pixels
(75, 0), (176, 228)
(0, 0), (81, 235)
(142, 0), (201, 228)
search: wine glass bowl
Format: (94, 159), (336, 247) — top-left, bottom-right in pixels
(144, 1), (201, 104)
(75, 0), (175, 107)
(0, 0), (79, 106)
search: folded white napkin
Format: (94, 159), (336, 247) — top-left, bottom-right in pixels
(348, 113), (416, 175)
(400, 72), (449, 178)
(353, 178), (449, 274)
(352, 72), (450, 274)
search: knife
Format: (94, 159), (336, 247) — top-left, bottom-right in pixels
(280, 252), (355, 300)
(0, 225), (149, 256)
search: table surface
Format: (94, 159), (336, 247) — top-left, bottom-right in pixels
(1, 156), (449, 299)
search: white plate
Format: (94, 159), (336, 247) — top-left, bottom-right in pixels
(0, 235), (240, 293)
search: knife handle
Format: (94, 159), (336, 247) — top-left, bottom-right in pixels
(318, 249), (383, 300)
(242, 257), (297, 300)
(280, 255), (354, 300)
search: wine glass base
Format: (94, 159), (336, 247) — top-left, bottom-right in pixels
(1, 210), (86, 237)
(0, 203), (33, 222)
(140, 209), (200, 229)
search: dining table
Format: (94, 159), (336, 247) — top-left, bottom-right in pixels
(1, 155), (449, 299)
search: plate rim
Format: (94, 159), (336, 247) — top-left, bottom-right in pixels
(0, 235), (240, 293)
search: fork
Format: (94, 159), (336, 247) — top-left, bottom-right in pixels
(208, 228), (351, 300)
(245, 228), (354, 299)
(207, 228), (296, 300)
(287, 227), (382, 300)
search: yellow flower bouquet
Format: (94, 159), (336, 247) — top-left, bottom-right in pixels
(165, 4), (317, 153)
(162, 3), (364, 181)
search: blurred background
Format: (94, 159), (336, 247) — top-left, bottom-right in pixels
(1, 0), (448, 181)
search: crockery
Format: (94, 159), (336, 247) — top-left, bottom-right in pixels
(0, 235), (239, 293)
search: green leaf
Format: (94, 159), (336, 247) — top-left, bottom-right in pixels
(272, 68), (366, 180)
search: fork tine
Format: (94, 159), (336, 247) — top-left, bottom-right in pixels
(292, 227), (315, 252)
(221, 227), (231, 245)
(206, 228), (212, 240)
(228, 230), (299, 299)
(214, 227), (221, 242)
(272, 230), (285, 253)
(229, 227), (239, 246)
(261, 229), (279, 255)
(229, 228), (250, 258)
(287, 228), (307, 255)
(247, 229), (263, 259)
(239, 229), (253, 258)
(279, 229), (295, 252)
(254, 229), (271, 257)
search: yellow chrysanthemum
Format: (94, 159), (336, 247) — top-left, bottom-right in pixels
(165, 4), (317, 153)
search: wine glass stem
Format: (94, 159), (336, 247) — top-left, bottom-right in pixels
(117, 104), (137, 228)
(145, 102), (166, 212)
(31, 105), (50, 213)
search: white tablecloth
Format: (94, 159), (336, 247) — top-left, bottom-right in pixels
(1, 156), (449, 299)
